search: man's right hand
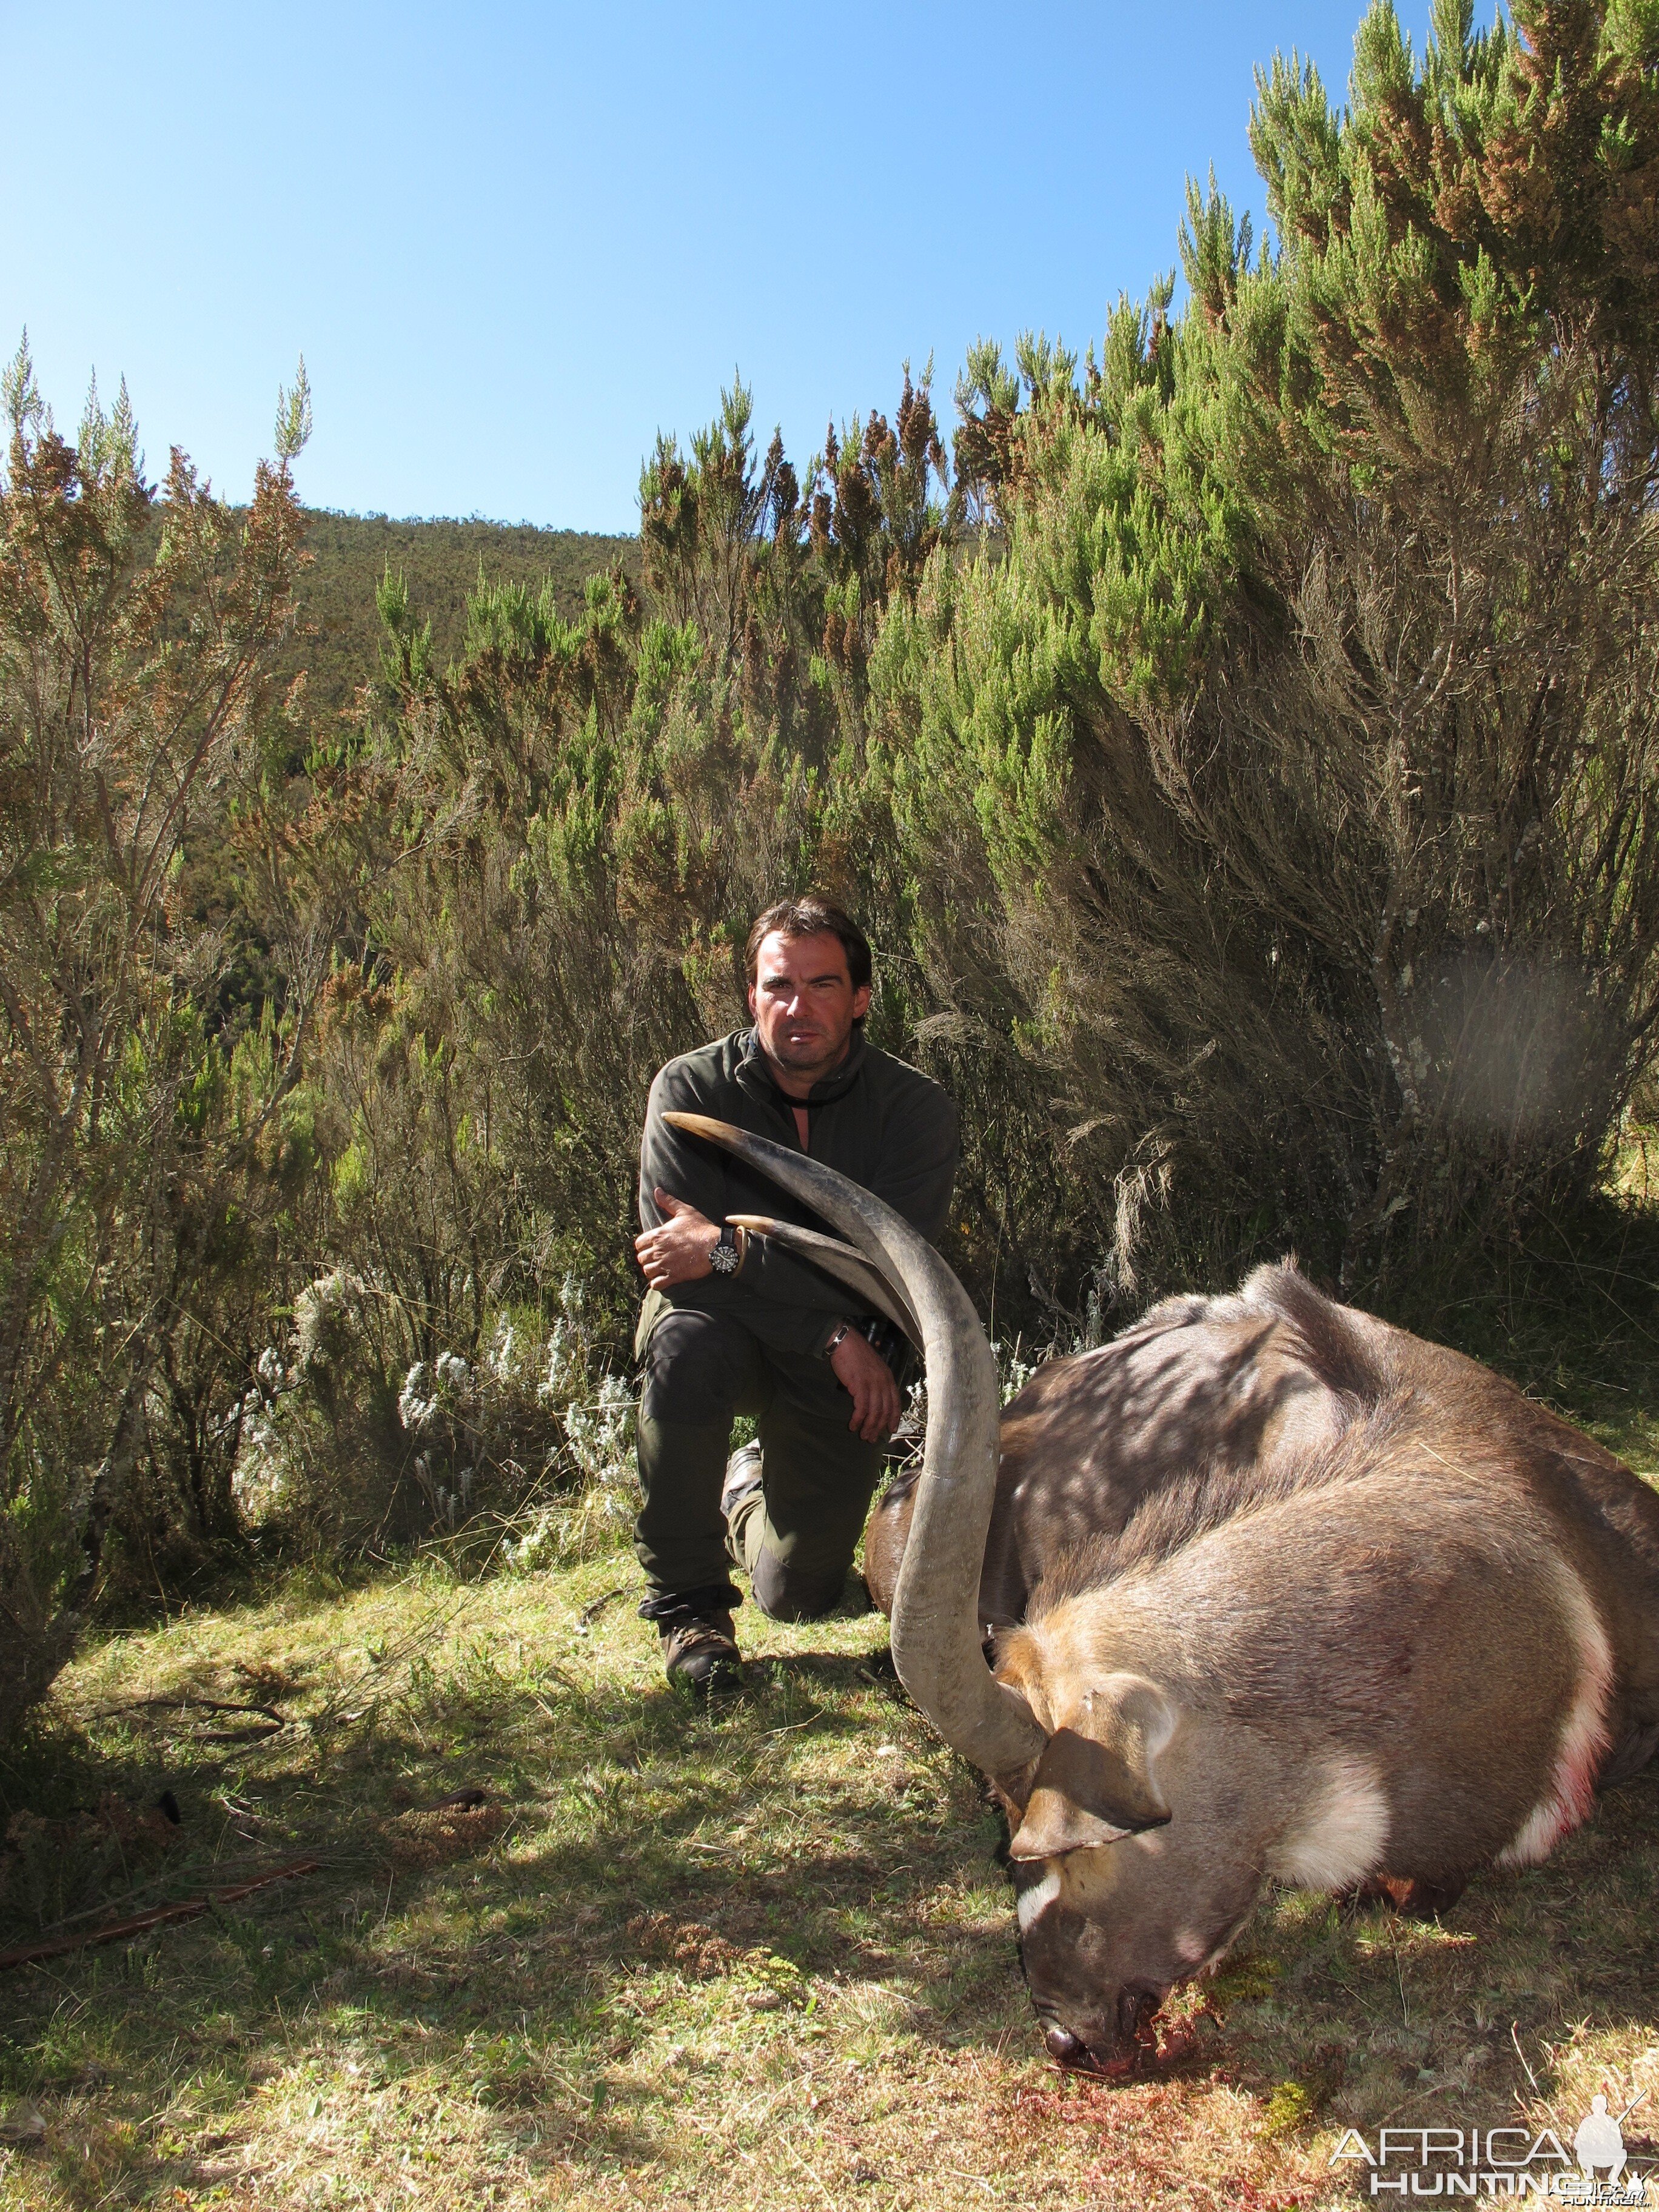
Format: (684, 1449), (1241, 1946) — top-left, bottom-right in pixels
(830, 1325), (902, 1443)
(634, 1188), (721, 1288)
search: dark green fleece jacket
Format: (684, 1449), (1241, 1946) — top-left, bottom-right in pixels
(636, 1028), (959, 1360)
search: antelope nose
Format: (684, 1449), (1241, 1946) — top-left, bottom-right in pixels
(1044, 2025), (1089, 2066)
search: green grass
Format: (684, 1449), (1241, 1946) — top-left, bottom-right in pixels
(2, 1531), (1658, 2210)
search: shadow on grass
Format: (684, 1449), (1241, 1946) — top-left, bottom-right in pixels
(1377, 1193), (1659, 1466)
(738, 1646), (903, 1694)
(0, 1612), (1033, 2200)
(5, 1584), (1658, 2210)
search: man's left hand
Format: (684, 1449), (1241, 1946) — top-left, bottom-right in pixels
(830, 1326), (902, 1442)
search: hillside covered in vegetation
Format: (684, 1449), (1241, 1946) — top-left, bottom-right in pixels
(280, 513), (637, 726)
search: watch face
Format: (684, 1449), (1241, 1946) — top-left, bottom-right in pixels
(710, 1239), (739, 1275)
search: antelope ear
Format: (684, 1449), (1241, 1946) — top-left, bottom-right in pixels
(1007, 1677), (1176, 1860)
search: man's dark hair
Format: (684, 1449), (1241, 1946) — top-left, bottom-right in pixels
(745, 895), (872, 994)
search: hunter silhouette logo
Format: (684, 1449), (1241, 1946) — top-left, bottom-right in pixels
(1560, 2095), (1648, 2206)
(1330, 2091), (1650, 2200)
(1577, 2099), (1629, 2183)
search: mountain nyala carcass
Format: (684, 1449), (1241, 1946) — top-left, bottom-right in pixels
(664, 1113), (1659, 2073)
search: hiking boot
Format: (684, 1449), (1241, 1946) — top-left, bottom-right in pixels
(833, 1570), (873, 1618)
(721, 1440), (765, 1566)
(660, 1609), (742, 1694)
(637, 1581), (743, 1695)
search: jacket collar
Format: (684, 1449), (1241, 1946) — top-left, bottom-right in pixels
(735, 1025), (868, 1110)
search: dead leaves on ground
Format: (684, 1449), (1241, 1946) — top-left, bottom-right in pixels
(623, 1910), (810, 2009)
(380, 1788), (508, 1872)
(625, 1911), (747, 1979)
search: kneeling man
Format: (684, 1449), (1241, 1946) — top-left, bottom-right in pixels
(632, 895), (959, 1689)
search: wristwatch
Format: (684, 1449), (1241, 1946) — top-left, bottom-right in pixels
(823, 1319), (854, 1357)
(709, 1222), (744, 1276)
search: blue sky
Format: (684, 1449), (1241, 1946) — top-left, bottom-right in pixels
(5, 1), (1416, 532)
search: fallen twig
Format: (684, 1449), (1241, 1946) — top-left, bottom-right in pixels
(1510, 2021), (1544, 2100)
(90, 1694), (286, 1736)
(0, 1857), (322, 1972)
(576, 1586), (628, 1634)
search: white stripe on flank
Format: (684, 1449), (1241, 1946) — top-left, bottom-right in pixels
(1271, 1755), (1389, 1890)
(1498, 1559), (1613, 1870)
(1016, 1869), (1062, 1932)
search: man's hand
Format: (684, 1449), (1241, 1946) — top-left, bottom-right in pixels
(634, 1188), (720, 1288)
(830, 1326), (902, 1443)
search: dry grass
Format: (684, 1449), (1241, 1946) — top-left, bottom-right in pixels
(1, 1370), (1657, 2208)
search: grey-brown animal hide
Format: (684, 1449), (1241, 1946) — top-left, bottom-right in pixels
(663, 1121), (1659, 2078)
(866, 1264), (1659, 2067)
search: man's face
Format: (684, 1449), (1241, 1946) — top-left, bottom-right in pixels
(748, 930), (871, 1086)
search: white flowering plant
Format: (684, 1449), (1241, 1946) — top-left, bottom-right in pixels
(229, 1267), (639, 1559)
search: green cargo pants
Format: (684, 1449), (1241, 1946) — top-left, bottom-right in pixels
(634, 1291), (884, 1621)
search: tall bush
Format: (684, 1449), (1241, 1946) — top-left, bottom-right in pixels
(874, 0), (1659, 1310)
(300, 376), (954, 1350)
(0, 344), (315, 1728)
